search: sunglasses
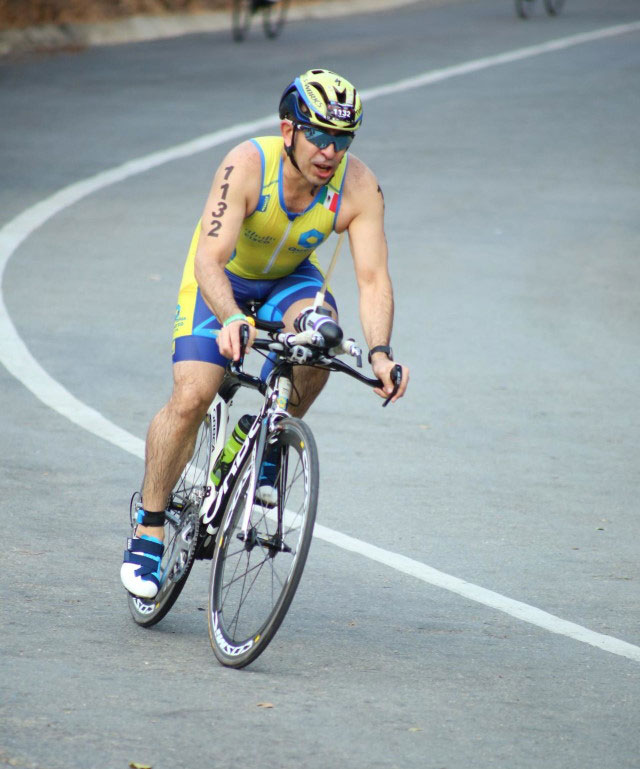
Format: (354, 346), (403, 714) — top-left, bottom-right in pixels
(295, 123), (354, 152)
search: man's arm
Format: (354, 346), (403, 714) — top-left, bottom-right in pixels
(194, 141), (261, 359)
(342, 157), (409, 401)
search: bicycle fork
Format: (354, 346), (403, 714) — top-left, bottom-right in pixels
(201, 373), (292, 539)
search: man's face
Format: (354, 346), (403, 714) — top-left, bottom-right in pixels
(281, 120), (350, 185)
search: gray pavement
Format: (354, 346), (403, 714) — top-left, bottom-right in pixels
(1, 1), (639, 767)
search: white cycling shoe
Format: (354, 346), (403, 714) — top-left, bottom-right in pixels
(121, 535), (164, 599)
(255, 485), (278, 507)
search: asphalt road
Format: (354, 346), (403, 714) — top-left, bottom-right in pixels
(1, 1), (639, 768)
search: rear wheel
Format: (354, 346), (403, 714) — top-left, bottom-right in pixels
(127, 416), (212, 627)
(263, 0), (290, 39)
(515, 0), (537, 18)
(208, 417), (318, 667)
(232, 0), (253, 41)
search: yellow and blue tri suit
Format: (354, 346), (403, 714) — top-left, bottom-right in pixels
(173, 136), (348, 368)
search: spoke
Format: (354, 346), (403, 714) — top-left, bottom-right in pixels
(221, 547), (289, 595)
(223, 543), (252, 560)
(220, 542), (291, 641)
(227, 556), (272, 640)
(281, 505), (305, 539)
(271, 560), (275, 605)
(221, 554), (270, 593)
(279, 459), (305, 534)
(229, 553), (257, 640)
(282, 458), (303, 489)
(218, 547), (245, 608)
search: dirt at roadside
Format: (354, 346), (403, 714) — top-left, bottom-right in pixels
(0, 0), (282, 29)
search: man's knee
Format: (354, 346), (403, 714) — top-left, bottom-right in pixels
(294, 364), (329, 392)
(169, 385), (212, 422)
(169, 363), (223, 423)
(282, 299), (338, 331)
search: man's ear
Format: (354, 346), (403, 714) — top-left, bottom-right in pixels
(281, 120), (294, 149)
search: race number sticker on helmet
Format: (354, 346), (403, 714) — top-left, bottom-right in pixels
(328, 103), (355, 122)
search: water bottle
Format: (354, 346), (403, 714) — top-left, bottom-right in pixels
(211, 414), (256, 488)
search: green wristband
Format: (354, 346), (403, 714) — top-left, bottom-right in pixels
(223, 313), (247, 327)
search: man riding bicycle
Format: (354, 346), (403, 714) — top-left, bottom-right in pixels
(121, 68), (410, 599)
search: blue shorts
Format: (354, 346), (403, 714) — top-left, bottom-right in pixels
(172, 258), (338, 370)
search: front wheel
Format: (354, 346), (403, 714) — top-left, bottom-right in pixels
(543, 0), (565, 14)
(208, 417), (318, 668)
(515, 0), (537, 18)
(263, 0), (290, 39)
(127, 415), (212, 627)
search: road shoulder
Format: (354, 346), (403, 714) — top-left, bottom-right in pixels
(0, 0), (460, 55)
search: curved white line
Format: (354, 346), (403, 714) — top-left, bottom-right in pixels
(0, 116), (277, 457)
(2, 23), (640, 662)
(314, 524), (640, 663)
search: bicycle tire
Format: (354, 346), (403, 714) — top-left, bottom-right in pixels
(208, 417), (318, 668)
(543, 0), (565, 14)
(515, 0), (537, 18)
(232, 0), (253, 42)
(263, 0), (290, 39)
(127, 415), (212, 627)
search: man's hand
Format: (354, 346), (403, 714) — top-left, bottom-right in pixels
(217, 319), (257, 361)
(371, 356), (409, 403)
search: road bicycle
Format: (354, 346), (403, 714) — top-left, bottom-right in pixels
(232, 0), (291, 42)
(515, 0), (565, 19)
(126, 303), (401, 668)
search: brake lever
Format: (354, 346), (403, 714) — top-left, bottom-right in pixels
(382, 364), (403, 408)
(238, 323), (250, 367)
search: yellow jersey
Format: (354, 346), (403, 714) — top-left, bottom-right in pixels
(228, 135), (348, 279)
(181, 135), (348, 289)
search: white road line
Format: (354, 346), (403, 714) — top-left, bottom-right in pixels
(314, 524), (640, 663)
(2, 22), (639, 662)
(363, 21), (640, 98)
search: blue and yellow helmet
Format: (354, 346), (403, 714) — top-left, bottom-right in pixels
(279, 68), (363, 133)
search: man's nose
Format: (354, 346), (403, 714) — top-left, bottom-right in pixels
(321, 142), (338, 157)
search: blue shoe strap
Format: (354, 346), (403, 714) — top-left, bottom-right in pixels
(123, 535), (164, 586)
(123, 551), (162, 582)
(127, 536), (164, 557)
(136, 509), (166, 526)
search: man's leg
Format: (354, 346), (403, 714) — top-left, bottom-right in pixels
(254, 297), (334, 504)
(279, 297), (336, 416)
(121, 360), (224, 597)
(139, 360), (225, 531)
(257, 258), (339, 417)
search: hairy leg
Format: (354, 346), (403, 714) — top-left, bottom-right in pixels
(289, 365), (329, 416)
(137, 360), (225, 540)
(282, 298), (335, 417)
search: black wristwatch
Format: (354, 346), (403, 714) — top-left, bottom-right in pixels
(368, 345), (394, 364)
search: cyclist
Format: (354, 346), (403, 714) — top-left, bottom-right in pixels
(121, 68), (410, 598)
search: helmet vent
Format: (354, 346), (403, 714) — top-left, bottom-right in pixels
(310, 81), (330, 106)
(334, 88), (347, 104)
